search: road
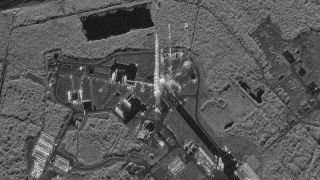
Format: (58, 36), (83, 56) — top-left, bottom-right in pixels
(47, 48), (239, 179)
(0, 15), (14, 103)
(71, 154), (148, 172)
(50, 108), (151, 173)
(165, 89), (239, 180)
(165, 49), (240, 180)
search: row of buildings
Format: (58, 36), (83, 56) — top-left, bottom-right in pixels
(30, 133), (71, 179)
(184, 141), (223, 177)
(31, 133), (55, 178)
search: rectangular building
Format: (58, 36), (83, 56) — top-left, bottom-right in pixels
(168, 156), (185, 176)
(54, 155), (71, 172)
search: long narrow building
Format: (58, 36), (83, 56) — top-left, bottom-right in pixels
(154, 32), (161, 105)
(168, 23), (173, 79)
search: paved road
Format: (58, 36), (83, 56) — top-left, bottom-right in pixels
(166, 49), (240, 180)
(165, 89), (239, 180)
(71, 154), (146, 172)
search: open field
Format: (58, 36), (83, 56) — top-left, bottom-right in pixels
(260, 124), (320, 179)
(62, 113), (141, 165)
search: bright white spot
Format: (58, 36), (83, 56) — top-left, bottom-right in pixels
(183, 60), (191, 68)
(184, 23), (189, 29)
(159, 77), (166, 84)
(178, 51), (184, 58)
(159, 141), (165, 147)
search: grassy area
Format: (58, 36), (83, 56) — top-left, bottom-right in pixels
(200, 84), (256, 132)
(78, 135), (103, 165)
(63, 113), (141, 161)
(164, 108), (217, 161)
(116, 52), (154, 80)
(260, 124), (320, 179)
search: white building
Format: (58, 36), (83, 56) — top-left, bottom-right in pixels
(53, 155), (71, 172)
(30, 133), (55, 179)
(194, 147), (218, 175)
(168, 156), (185, 176)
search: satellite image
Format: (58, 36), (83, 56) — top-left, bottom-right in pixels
(0, 0), (320, 180)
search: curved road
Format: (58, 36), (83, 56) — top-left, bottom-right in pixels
(48, 48), (238, 179)
(174, 49), (240, 180)
(71, 154), (147, 172)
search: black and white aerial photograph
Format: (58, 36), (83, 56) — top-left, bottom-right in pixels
(1, 0), (320, 180)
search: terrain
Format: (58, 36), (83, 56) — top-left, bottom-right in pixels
(1, 0), (320, 180)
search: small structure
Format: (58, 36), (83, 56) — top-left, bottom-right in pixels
(87, 66), (94, 74)
(158, 140), (165, 148)
(111, 69), (117, 82)
(194, 147), (218, 175)
(307, 82), (320, 95)
(31, 158), (46, 179)
(184, 142), (219, 176)
(184, 141), (198, 156)
(53, 155), (71, 173)
(113, 95), (147, 124)
(83, 100), (93, 111)
(137, 121), (154, 140)
(67, 89), (83, 104)
(137, 128), (150, 140)
(235, 163), (260, 180)
(123, 162), (144, 176)
(153, 133), (166, 148)
(74, 115), (84, 129)
(110, 62), (137, 84)
(39, 133), (55, 146)
(114, 106), (125, 119)
(158, 127), (176, 146)
(168, 156), (185, 176)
